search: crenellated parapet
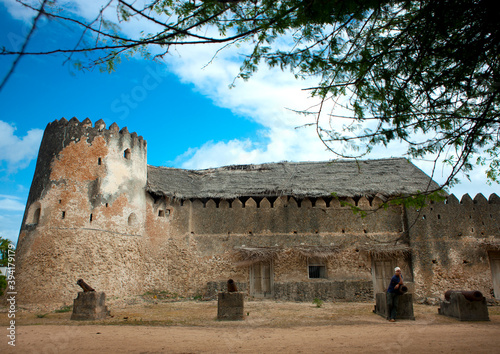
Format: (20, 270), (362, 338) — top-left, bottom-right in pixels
(149, 192), (500, 239)
(151, 195), (391, 210)
(149, 194), (405, 236)
(46, 117), (146, 149)
(406, 193), (500, 238)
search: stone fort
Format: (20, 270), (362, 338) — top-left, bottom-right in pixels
(15, 118), (500, 305)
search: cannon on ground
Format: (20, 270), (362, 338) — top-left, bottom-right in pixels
(398, 285), (408, 295)
(227, 279), (238, 292)
(77, 278), (95, 292)
(444, 290), (483, 302)
(439, 289), (489, 321)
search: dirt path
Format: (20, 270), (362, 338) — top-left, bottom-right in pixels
(2, 301), (499, 353)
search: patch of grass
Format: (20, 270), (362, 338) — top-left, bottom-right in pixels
(313, 298), (324, 308)
(54, 305), (72, 313)
(36, 313), (48, 318)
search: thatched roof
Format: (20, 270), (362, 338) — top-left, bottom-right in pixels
(233, 245), (341, 266)
(234, 246), (282, 266)
(294, 245), (341, 259)
(477, 239), (500, 250)
(147, 158), (441, 199)
(359, 244), (412, 260)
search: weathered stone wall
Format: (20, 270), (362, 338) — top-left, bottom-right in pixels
(14, 118), (500, 306)
(273, 281), (373, 302)
(165, 196), (404, 236)
(140, 194), (402, 300)
(407, 194), (500, 302)
(16, 118), (149, 305)
(15, 228), (148, 304)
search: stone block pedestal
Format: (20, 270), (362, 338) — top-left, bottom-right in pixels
(438, 292), (489, 321)
(374, 292), (415, 320)
(71, 291), (109, 320)
(217, 292), (244, 320)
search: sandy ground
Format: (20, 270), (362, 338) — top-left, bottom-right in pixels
(1, 299), (500, 353)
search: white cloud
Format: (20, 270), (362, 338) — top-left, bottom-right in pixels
(3, 1), (496, 197)
(0, 0), (38, 21)
(0, 121), (43, 171)
(0, 196), (25, 211)
(0, 213), (22, 245)
(165, 44), (499, 195)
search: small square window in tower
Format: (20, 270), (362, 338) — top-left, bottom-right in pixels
(308, 257), (327, 279)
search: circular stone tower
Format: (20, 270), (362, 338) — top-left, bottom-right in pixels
(16, 117), (148, 305)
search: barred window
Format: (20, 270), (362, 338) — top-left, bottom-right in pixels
(308, 257), (327, 279)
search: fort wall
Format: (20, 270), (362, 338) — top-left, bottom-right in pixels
(408, 194), (500, 302)
(159, 195), (404, 236)
(13, 118), (500, 306)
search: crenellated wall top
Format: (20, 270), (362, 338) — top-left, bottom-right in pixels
(46, 117), (147, 148)
(444, 193), (500, 205)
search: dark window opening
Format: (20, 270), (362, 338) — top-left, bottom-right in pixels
(33, 208), (41, 224)
(89, 214), (93, 223)
(128, 213), (137, 226)
(62, 211), (66, 219)
(158, 210), (165, 217)
(308, 266), (326, 279)
(98, 157), (102, 165)
(124, 148), (131, 159)
(308, 257), (327, 279)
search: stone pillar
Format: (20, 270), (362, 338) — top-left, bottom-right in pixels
(71, 291), (109, 320)
(374, 292), (415, 320)
(217, 292), (245, 320)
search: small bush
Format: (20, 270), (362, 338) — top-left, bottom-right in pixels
(313, 298), (324, 308)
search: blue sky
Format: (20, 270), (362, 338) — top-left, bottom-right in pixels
(0, 1), (497, 245)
